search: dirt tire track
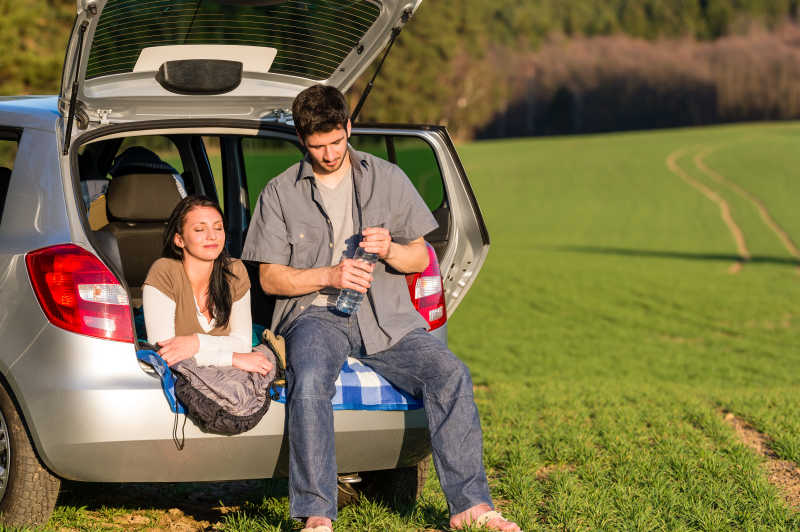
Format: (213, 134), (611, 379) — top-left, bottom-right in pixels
(694, 147), (800, 272)
(721, 411), (800, 510)
(666, 147), (750, 272)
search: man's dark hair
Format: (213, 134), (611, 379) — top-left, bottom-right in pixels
(292, 85), (350, 140)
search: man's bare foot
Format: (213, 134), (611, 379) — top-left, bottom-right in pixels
(301, 516), (332, 532)
(450, 503), (521, 531)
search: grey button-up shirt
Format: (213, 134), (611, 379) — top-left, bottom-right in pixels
(241, 147), (438, 354)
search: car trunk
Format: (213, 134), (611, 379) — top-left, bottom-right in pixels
(71, 122), (487, 339)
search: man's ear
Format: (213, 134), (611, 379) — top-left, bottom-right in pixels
(296, 132), (306, 148)
(345, 119), (352, 139)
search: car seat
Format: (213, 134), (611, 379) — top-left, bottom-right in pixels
(95, 172), (183, 305)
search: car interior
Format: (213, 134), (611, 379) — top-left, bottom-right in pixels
(77, 131), (452, 334)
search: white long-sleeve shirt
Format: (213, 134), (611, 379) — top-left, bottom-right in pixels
(143, 285), (252, 367)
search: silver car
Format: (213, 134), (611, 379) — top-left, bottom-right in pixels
(0, 0), (489, 525)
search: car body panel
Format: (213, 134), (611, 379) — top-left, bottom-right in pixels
(10, 323), (430, 481)
(0, 97), (61, 131)
(0, 116), (73, 377)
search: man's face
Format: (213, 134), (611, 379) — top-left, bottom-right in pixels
(301, 121), (351, 175)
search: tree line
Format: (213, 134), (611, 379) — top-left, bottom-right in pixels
(2, 1), (799, 138)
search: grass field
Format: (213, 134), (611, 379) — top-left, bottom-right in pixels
(45, 122), (800, 531)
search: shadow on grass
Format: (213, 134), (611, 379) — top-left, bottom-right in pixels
(57, 477), (288, 525)
(56, 479), (447, 530)
(549, 245), (800, 266)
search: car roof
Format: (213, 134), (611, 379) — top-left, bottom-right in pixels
(0, 96), (60, 131)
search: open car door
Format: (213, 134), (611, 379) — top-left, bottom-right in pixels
(59, 0), (421, 132)
(349, 126), (489, 314)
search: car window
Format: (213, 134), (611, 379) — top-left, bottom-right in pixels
(241, 137), (303, 212)
(0, 133), (18, 170)
(349, 135), (446, 211)
(116, 136), (184, 175)
(0, 130), (20, 224)
(86, 0), (380, 82)
(240, 134), (447, 214)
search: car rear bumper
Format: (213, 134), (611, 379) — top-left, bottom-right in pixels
(8, 325), (431, 482)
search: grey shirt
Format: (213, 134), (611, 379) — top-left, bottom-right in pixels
(312, 169), (355, 306)
(241, 147), (438, 354)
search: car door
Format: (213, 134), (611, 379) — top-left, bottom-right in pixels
(59, 0), (422, 135)
(349, 127), (489, 315)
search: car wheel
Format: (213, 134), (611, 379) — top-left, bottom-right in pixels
(0, 383), (60, 526)
(337, 456), (431, 509)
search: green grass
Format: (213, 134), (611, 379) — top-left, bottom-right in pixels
(49, 122), (800, 530)
(448, 122), (800, 529)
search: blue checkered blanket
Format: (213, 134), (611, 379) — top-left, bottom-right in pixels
(269, 357), (422, 411)
(137, 350), (422, 413)
(134, 317), (422, 413)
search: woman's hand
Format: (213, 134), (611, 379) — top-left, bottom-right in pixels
(233, 352), (274, 376)
(157, 335), (200, 366)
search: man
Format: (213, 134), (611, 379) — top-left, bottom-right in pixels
(241, 85), (521, 532)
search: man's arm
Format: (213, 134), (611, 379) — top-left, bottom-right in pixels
(361, 228), (429, 274)
(259, 260), (375, 297)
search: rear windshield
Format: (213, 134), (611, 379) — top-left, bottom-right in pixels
(86, 0), (381, 81)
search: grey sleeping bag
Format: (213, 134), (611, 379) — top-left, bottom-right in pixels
(172, 344), (277, 435)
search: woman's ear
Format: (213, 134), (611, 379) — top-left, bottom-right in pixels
(174, 232), (184, 249)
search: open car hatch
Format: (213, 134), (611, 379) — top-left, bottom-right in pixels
(59, 0), (421, 129)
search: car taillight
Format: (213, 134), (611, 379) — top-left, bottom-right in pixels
(406, 243), (447, 330)
(25, 244), (133, 343)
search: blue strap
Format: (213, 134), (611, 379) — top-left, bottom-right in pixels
(136, 349), (185, 414)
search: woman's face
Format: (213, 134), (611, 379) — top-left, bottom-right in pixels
(174, 206), (225, 262)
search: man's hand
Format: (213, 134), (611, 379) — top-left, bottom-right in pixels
(158, 335), (200, 366)
(233, 352), (274, 376)
(327, 258), (374, 293)
(360, 227), (392, 259)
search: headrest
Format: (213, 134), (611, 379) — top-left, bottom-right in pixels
(106, 173), (182, 222)
(110, 146), (179, 177)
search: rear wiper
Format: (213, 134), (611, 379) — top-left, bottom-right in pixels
(351, 9), (411, 122)
(63, 20), (89, 156)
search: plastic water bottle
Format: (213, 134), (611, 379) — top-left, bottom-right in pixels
(336, 247), (378, 315)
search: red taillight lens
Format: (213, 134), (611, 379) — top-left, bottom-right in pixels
(406, 243), (447, 330)
(26, 244), (133, 343)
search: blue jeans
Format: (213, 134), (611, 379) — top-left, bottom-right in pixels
(284, 305), (492, 520)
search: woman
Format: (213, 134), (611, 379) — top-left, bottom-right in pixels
(143, 195), (272, 376)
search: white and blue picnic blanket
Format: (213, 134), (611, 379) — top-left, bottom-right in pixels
(137, 350), (423, 413)
(134, 316), (422, 413)
(268, 357), (422, 411)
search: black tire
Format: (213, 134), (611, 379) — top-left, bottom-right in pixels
(0, 384), (60, 526)
(337, 456), (431, 510)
